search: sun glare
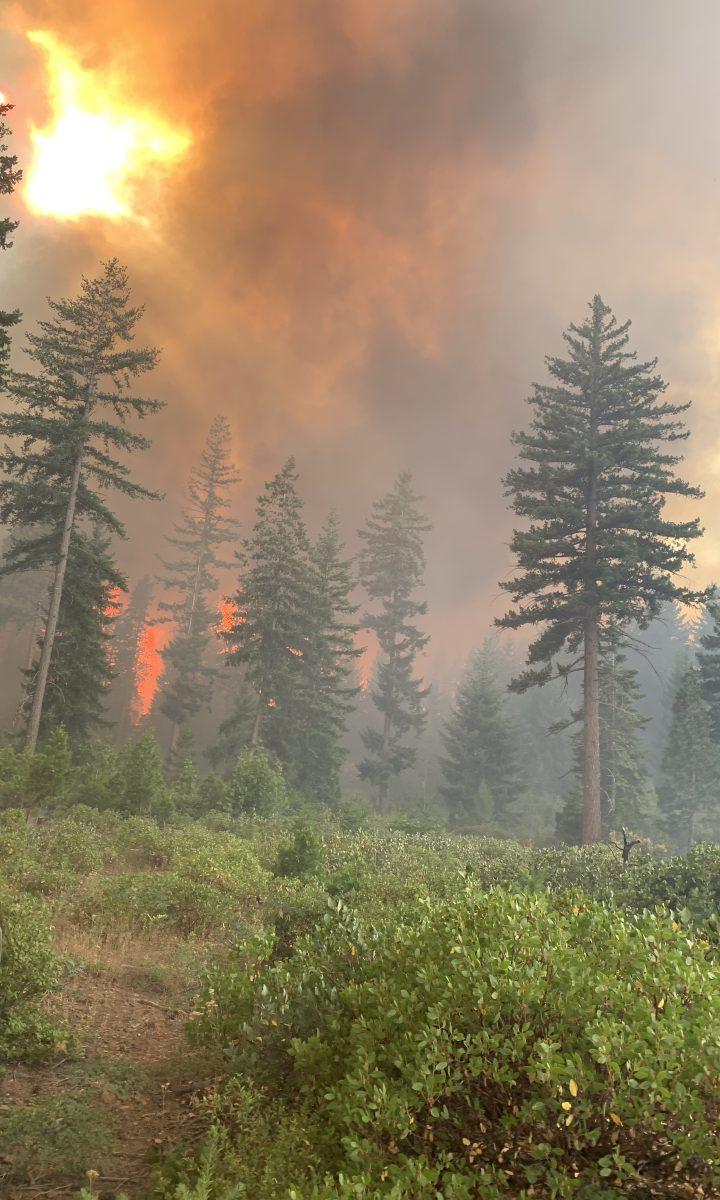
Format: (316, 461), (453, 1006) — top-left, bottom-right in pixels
(25, 30), (191, 222)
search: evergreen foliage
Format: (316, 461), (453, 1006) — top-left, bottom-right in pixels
(226, 459), (312, 764)
(660, 665), (719, 851)
(225, 462), (359, 799)
(0, 531), (49, 635)
(0, 261), (161, 750)
(358, 473), (431, 811)
(697, 593), (720, 742)
(226, 748), (286, 817)
(288, 514), (360, 804)
(440, 643), (519, 828)
(115, 733), (169, 819)
(0, 100), (21, 385)
(499, 296), (704, 844)
(22, 527), (124, 746)
(158, 416), (240, 744)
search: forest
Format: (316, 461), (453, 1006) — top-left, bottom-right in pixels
(1, 16), (720, 1200)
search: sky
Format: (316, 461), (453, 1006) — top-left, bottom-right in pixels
(2, 0), (720, 683)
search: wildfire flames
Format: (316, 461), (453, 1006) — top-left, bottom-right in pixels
(216, 598), (238, 648)
(356, 631), (379, 693)
(131, 622), (168, 723)
(25, 30), (191, 222)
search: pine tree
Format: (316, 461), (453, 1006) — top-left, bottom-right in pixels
(556, 636), (657, 843)
(116, 732), (169, 817)
(225, 458), (314, 764)
(0, 530), (49, 652)
(697, 595), (720, 742)
(157, 416), (240, 750)
(289, 514), (361, 803)
(0, 260), (161, 751)
(660, 665), (718, 850)
(22, 526), (125, 746)
(595, 641), (656, 833)
(0, 100), (22, 385)
(358, 473), (431, 812)
(498, 296), (703, 844)
(440, 643), (519, 828)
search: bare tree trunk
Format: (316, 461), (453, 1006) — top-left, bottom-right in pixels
(250, 695), (263, 748)
(582, 612), (602, 844)
(25, 450), (84, 753)
(378, 710), (391, 815)
(687, 769), (697, 852)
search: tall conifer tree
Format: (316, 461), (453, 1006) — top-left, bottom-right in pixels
(499, 296), (703, 843)
(0, 100), (21, 385)
(22, 527), (124, 744)
(0, 261), (161, 750)
(358, 473), (431, 812)
(697, 596), (720, 742)
(556, 636), (657, 843)
(289, 514), (361, 803)
(226, 459), (313, 763)
(157, 415), (240, 749)
(660, 665), (718, 850)
(440, 643), (519, 827)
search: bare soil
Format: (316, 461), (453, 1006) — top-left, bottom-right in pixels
(0, 929), (216, 1199)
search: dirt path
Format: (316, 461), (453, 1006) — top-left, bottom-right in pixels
(0, 932), (214, 1199)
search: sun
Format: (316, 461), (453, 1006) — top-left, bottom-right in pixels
(25, 30), (191, 222)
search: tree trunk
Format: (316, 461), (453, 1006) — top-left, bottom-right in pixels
(250, 695), (263, 749)
(378, 710), (391, 815)
(25, 449), (84, 753)
(582, 612), (602, 844)
(687, 768), (697, 852)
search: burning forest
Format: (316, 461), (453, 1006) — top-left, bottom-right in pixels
(0, 4), (720, 1198)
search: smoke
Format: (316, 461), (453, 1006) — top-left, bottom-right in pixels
(2, 1), (720, 685)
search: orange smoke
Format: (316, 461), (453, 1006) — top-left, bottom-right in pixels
(24, 28), (191, 222)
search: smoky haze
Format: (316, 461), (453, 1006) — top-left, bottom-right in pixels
(1, 0), (720, 684)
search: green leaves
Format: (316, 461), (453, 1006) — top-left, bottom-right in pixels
(190, 877), (720, 1197)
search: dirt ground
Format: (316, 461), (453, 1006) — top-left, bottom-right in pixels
(0, 928), (216, 1199)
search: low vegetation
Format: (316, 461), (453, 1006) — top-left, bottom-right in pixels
(0, 802), (719, 1197)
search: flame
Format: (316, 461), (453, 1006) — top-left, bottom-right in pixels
(131, 621), (169, 722)
(25, 30), (191, 222)
(103, 586), (128, 621)
(355, 630), (379, 692)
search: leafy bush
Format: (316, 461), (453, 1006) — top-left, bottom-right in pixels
(0, 1095), (112, 1182)
(71, 829), (268, 935)
(272, 821), (321, 878)
(226, 749), (286, 817)
(191, 889), (720, 1197)
(0, 728), (76, 812)
(0, 882), (62, 1059)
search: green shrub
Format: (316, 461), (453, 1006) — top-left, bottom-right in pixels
(0, 882), (62, 1059)
(226, 749), (286, 817)
(191, 888), (720, 1197)
(0, 729), (76, 812)
(272, 821), (321, 879)
(0, 1095), (112, 1182)
(72, 831), (267, 935)
(116, 733), (170, 818)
